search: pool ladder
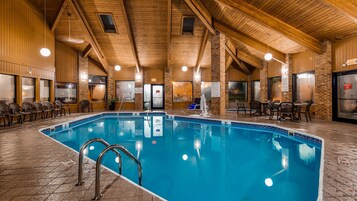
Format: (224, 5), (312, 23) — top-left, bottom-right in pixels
(76, 138), (142, 200)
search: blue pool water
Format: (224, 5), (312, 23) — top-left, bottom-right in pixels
(44, 114), (322, 201)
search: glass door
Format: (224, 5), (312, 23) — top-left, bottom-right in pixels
(152, 84), (164, 109)
(143, 84), (164, 110)
(333, 70), (357, 123)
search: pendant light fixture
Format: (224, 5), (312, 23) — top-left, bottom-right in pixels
(40, 0), (51, 57)
(114, 65), (121, 71)
(58, 8), (84, 44)
(181, 65), (188, 72)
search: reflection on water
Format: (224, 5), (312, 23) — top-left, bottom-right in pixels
(49, 116), (321, 201)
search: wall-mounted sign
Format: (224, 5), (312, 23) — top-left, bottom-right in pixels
(282, 75), (289, 92)
(211, 82), (220, 97)
(344, 83), (352, 90)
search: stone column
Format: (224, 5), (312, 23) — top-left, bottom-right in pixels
(78, 54), (89, 106)
(164, 65), (173, 110)
(260, 61), (268, 102)
(247, 75), (252, 104)
(211, 33), (226, 115)
(135, 69), (143, 110)
(314, 41), (332, 120)
(282, 54), (293, 102)
(193, 67), (201, 99)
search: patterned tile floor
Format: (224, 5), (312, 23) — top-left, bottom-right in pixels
(0, 111), (356, 201)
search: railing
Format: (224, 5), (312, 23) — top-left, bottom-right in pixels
(76, 138), (122, 186)
(94, 144), (143, 200)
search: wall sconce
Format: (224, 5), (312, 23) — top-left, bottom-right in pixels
(182, 66), (188, 72)
(135, 73), (142, 81)
(80, 73), (88, 80)
(194, 72), (201, 81)
(27, 67), (32, 74)
(114, 65), (121, 71)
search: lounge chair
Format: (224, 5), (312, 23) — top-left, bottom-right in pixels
(187, 98), (201, 110)
(55, 100), (71, 116)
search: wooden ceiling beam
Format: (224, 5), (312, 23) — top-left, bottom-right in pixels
(237, 50), (263, 69)
(322, 0), (357, 22)
(67, 0), (109, 73)
(51, 0), (67, 32)
(215, 21), (286, 63)
(225, 56), (233, 71)
(225, 45), (251, 74)
(118, 0), (140, 73)
(82, 44), (92, 58)
(216, 0), (323, 54)
(184, 0), (216, 35)
(196, 29), (209, 73)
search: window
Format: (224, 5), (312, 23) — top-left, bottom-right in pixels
(0, 74), (15, 104)
(201, 82), (212, 101)
(98, 14), (117, 33)
(22, 77), (35, 103)
(335, 72), (357, 121)
(116, 81), (135, 102)
(55, 83), (77, 103)
(293, 72), (315, 102)
(173, 82), (192, 102)
(251, 81), (260, 101)
(228, 81), (247, 102)
(89, 75), (106, 102)
(268, 77), (282, 102)
(182, 17), (195, 35)
(40, 80), (50, 102)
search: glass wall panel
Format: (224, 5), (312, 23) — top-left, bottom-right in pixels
(0, 74), (15, 104)
(252, 81), (260, 101)
(228, 81), (247, 102)
(201, 82), (212, 101)
(89, 75), (106, 102)
(268, 77), (282, 102)
(144, 84), (151, 110)
(116, 81), (135, 102)
(296, 73), (315, 102)
(22, 77), (35, 103)
(173, 82), (193, 102)
(337, 73), (357, 120)
(40, 80), (50, 102)
(55, 83), (77, 103)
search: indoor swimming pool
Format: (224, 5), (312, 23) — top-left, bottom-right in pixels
(41, 113), (323, 201)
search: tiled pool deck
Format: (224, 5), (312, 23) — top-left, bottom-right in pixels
(0, 111), (356, 201)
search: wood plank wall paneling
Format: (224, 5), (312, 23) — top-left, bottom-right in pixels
(173, 67), (193, 81)
(333, 35), (357, 72)
(292, 51), (315, 74)
(0, 0), (55, 71)
(268, 60), (282, 78)
(0, 60), (54, 80)
(88, 58), (107, 76)
(251, 68), (260, 80)
(143, 68), (164, 84)
(228, 68), (248, 81)
(113, 67), (135, 80)
(201, 68), (211, 81)
(55, 41), (78, 83)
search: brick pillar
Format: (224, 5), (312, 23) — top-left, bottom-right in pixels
(193, 67), (201, 99)
(164, 65), (173, 110)
(35, 78), (40, 102)
(260, 61), (268, 102)
(282, 54), (293, 102)
(135, 69), (143, 110)
(107, 66), (115, 99)
(314, 41), (332, 120)
(247, 75), (252, 104)
(78, 54), (89, 102)
(211, 33), (226, 115)
(225, 72), (229, 109)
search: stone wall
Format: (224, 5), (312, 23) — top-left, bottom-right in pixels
(78, 54), (89, 102)
(260, 61), (268, 102)
(282, 54), (293, 102)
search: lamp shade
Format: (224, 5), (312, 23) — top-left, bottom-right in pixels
(40, 48), (51, 57)
(264, 53), (273, 61)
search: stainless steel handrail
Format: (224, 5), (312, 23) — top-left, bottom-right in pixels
(76, 138), (122, 186)
(94, 144), (143, 200)
(118, 99), (125, 112)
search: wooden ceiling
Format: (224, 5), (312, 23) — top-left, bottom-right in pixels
(28, 0), (357, 74)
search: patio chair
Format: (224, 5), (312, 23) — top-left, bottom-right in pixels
(236, 100), (247, 114)
(22, 102), (38, 121)
(299, 101), (313, 122)
(55, 100), (71, 116)
(250, 100), (262, 116)
(0, 102), (9, 127)
(80, 100), (92, 113)
(8, 103), (26, 124)
(34, 102), (51, 119)
(267, 101), (279, 120)
(187, 98), (201, 110)
(44, 101), (60, 118)
(278, 102), (294, 122)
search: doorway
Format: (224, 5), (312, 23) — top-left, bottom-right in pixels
(144, 84), (165, 110)
(332, 70), (357, 124)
